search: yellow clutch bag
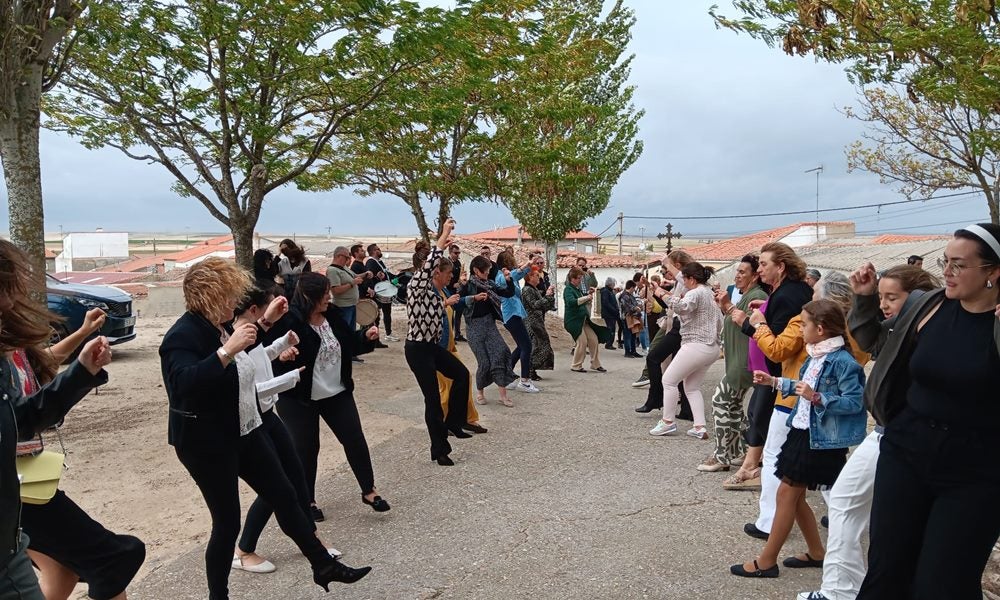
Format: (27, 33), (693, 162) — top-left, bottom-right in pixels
(16, 451), (64, 505)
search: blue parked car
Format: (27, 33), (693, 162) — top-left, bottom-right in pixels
(46, 274), (137, 349)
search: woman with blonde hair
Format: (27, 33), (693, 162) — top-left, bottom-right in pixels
(159, 258), (370, 599)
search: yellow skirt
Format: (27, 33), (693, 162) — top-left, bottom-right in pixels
(437, 350), (479, 423)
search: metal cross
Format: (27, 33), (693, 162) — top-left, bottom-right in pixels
(656, 223), (682, 253)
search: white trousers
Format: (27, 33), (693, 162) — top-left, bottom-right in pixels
(820, 430), (881, 600)
(755, 408), (790, 533)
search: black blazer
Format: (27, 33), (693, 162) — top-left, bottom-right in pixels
(159, 311), (239, 452)
(267, 306), (375, 403)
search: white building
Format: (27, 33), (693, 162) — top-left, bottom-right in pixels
(55, 231), (130, 272)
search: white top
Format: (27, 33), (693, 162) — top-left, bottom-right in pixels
(310, 320), (345, 400)
(278, 255), (307, 277)
(664, 284), (722, 346)
(248, 331), (301, 414)
(789, 354), (828, 430)
(232, 351), (263, 437)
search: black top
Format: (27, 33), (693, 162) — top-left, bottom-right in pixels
(266, 306), (375, 403)
(351, 260), (372, 298)
(0, 359), (106, 564)
(600, 286), (620, 318)
(449, 258), (462, 291)
(463, 279), (514, 320)
(742, 278), (813, 375)
(159, 311), (240, 452)
(906, 298), (1000, 426)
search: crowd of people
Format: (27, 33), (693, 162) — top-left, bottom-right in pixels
(1, 219), (999, 599)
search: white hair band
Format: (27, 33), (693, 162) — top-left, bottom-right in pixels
(965, 224), (1000, 263)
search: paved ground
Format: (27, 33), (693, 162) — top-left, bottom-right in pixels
(135, 349), (833, 600)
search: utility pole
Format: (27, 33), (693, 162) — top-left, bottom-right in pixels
(617, 212), (624, 255)
(805, 165), (823, 242)
(656, 223), (682, 254)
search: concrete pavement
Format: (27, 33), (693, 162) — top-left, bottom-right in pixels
(135, 347), (833, 600)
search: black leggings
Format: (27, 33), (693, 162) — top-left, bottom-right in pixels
(504, 316), (532, 379)
(21, 491), (145, 600)
(377, 301), (392, 336)
(238, 410), (314, 554)
(175, 430), (331, 600)
(858, 412), (1000, 600)
(645, 320), (681, 408)
(277, 391), (376, 504)
(404, 340), (469, 459)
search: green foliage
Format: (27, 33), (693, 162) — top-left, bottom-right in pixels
(500, 0), (643, 243)
(44, 0), (427, 264)
(844, 84), (1000, 224)
(710, 1), (1000, 113)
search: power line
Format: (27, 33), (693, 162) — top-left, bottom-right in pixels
(622, 190), (981, 221)
(853, 218), (987, 235)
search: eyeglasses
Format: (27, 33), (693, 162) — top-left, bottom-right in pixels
(936, 257), (995, 276)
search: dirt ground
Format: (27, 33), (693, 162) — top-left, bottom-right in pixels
(52, 307), (579, 598)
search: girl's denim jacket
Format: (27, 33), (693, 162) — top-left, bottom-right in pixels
(778, 347), (867, 450)
(495, 268), (528, 323)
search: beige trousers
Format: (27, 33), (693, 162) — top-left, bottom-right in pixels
(571, 322), (602, 370)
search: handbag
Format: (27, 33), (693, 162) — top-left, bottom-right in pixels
(16, 450), (64, 505)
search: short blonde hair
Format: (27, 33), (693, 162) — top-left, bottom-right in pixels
(183, 258), (252, 321)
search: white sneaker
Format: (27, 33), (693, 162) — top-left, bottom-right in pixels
(385, 334), (399, 342)
(649, 420), (677, 436)
(798, 593), (829, 600)
(686, 426), (709, 440)
(631, 376), (650, 388)
(232, 554), (276, 574)
(517, 381), (540, 393)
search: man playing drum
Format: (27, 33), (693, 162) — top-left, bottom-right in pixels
(366, 243), (400, 342)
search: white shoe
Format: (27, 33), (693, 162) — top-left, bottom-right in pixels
(385, 334), (399, 342)
(232, 554), (276, 574)
(328, 547), (343, 559)
(516, 381), (540, 393)
(649, 420), (677, 436)
(686, 426), (709, 440)
(506, 381), (518, 390)
(631, 376), (650, 388)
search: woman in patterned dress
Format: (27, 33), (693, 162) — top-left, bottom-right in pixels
(520, 268), (556, 380)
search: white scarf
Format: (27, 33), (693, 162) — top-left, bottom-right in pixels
(806, 335), (844, 359)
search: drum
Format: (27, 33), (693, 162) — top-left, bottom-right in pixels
(374, 280), (398, 304)
(356, 298), (380, 329)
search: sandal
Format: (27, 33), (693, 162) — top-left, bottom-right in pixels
(722, 467), (762, 491)
(475, 395), (487, 405)
(499, 396), (514, 407)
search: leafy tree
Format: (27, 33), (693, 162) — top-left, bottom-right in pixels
(710, 1), (1000, 113)
(500, 0), (643, 277)
(307, 1), (533, 243)
(844, 85), (1000, 224)
(1, 0), (85, 283)
(45, 0), (429, 267)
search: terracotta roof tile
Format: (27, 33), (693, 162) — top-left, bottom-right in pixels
(108, 255), (165, 272)
(869, 233), (950, 245)
(162, 245), (235, 263)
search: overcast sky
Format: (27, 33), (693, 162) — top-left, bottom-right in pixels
(1, 0), (992, 241)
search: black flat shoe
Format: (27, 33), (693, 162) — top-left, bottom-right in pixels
(310, 505), (325, 522)
(743, 522), (769, 540)
(434, 455), (454, 466)
(604, 344), (616, 350)
(462, 422), (488, 434)
(313, 559), (372, 590)
(447, 427), (473, 439)
(730, 559), (779, 578)
(820, 515), (829, 529)
(782, 553), (824, 568)
(593, 366), (607, 373)
(571, 368), (587, 373)
(634, 404), (655, 413)
(362, 494), (391, 512)
(455, 335), (467, 342)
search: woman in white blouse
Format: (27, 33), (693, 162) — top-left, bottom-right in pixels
(649, 262), (724, 439)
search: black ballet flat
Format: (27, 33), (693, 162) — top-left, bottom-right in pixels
(634, 404), (655, 413)
(362, 494), (391, 512)
(730, 559), (779, 578)
(462, 422), (488, 434)
(782, 553), (823, 568)
(433, 455), (454, 466)
(313, 559), (372, 591)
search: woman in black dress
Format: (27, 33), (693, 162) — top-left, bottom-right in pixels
(464, 255), (519, 407)
(520, 269), (555, 380)
(159, 258), (370, 600)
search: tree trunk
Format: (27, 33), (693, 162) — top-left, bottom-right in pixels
(546, 241), (558, 312)
(436, 195), (451, 238)
(405, 194), (431, 244)
(230, 216), (255, 270)
(0, 62), (47, 290)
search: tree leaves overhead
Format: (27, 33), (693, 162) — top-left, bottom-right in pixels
(501, 0), (643, 243)
(710, 1), (1000, 113)
(844, 84), (1000, 224)
(44, 0), (425, 265)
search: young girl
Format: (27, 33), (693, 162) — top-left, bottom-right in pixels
(731, 299), (866, 578)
